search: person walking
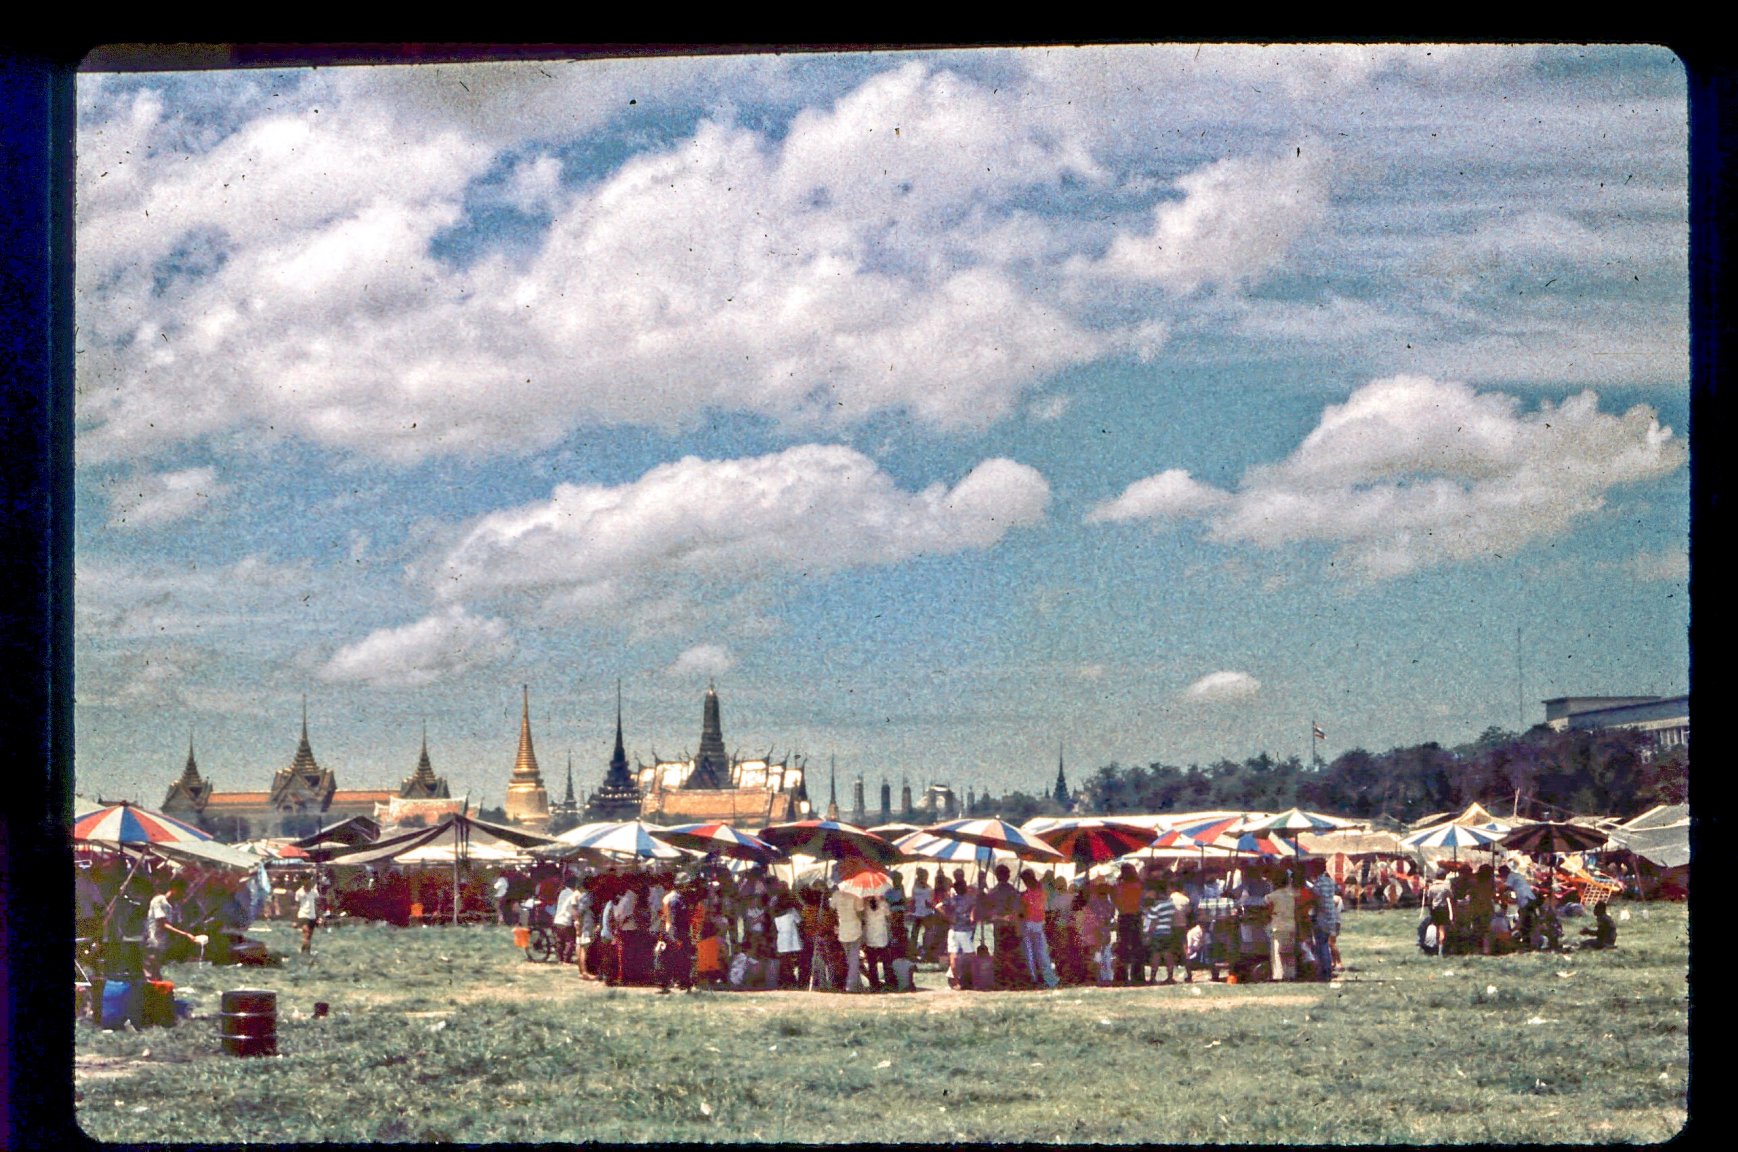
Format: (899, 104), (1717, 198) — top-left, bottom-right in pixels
(294, 877), (321, 957)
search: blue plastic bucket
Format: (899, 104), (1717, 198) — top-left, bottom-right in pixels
(100, 980), (142, 1030)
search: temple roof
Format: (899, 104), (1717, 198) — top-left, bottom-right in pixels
(400, 724), (450, 799)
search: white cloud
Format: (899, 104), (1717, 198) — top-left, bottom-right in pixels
(1092, 376), (1685, 579)
(319, 606), (513, 688)
(667, 644), (734, 678)
(1087, 468), (1231, 524)
(433, 444), (1050, 613)
(74, 61), (1114, 463)
(1089, 150), (1331, 293)
(1183, 671), (1260, 702)
(105, 466), (225, 527)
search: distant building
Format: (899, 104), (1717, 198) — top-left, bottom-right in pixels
(1053, 744), (1072, 811)
(161, 702), (443, 841)
(503, 685), (552, 833)
(583, 685), (645, 824)
(1542, 695), (1689, 752)
(549, 753), (583, 836)
(633, 683), (810, 828)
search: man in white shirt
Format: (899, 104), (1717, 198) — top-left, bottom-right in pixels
(295, 879), (321, 956)
(144, 876), (202, 979)
(831, 886), (866, 992)
(861, 894), (893, 991)
(552, 876), (581, 965)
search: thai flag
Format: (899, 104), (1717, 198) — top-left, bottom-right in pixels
(1312, 723), (1326, 741)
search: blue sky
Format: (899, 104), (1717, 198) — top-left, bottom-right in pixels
(73, 45), (1689, 811)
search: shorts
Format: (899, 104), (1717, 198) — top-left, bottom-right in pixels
(297, 917), (317, 929)
(948, 929), (975, 954)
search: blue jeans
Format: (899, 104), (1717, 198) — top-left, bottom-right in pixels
(1313, 926), (1335, 980)
(1021, 921), (1059, 988)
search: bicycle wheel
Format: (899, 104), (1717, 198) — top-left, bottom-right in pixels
(526, 927), (557, 963)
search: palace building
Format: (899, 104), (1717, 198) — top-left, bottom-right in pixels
(609, 683), (811, 828)
(161, 702), (446, 842)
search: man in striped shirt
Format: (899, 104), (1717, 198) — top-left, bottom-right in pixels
(1142, 879), (1188, 984)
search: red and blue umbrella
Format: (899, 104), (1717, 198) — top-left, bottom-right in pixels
(74, 801), (214, 845)
(921, 818), (1065, 862)
(652, 821), (784, 863)
(1033, 820), (1159, 864)
(759, 819), (899, 865)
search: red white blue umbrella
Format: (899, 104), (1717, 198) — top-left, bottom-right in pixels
(893, 831), (1019, 866)
(1403, 822), (1503, 851)
(651, 821), (784, 863)
(73, 801), (215, 845)
(921, 818), (1065, 862)
(1033, 820), (1159, 864)
(563, 820), (686, 861)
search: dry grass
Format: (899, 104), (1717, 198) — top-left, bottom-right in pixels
(74, 904), (1690, 1143)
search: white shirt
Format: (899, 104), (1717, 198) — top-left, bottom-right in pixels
(831, 890), (864, 942)
(553, 887), (580, 927)
(296, 886), (319, 920)
(862, 899), (892, 948)
(145, 893), (174, 948)
(774, 908), (803, 954)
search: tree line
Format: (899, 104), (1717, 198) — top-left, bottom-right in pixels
(969, 726), (1688, 826)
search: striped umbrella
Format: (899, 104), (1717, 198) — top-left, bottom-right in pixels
(73, 802), (215, 845)
(651, 821), (784, 863)
(1243, 807), (1345, 858)
(893, 831), (1020, 866)
(563, 820), (686, 861)
(1498, 821), (1609, 857)
(1402, 822), (1503, 851)
(1034, 820), (1159, 864)
(921, 818), (1066, 862)
(758, 819), (899, 865)
(1178, 814), (1256, 843)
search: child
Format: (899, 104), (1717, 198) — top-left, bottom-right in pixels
(1579, 901), (1618, 950)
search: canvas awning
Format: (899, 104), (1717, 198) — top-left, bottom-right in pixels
(322, 813), (557, 866)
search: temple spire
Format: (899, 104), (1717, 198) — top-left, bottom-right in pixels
(689, 680), (729, 788)
(563, 752), (577, 806)
(513, 684), (542, 781)
(179, 728), (202, 785)
(1053, 742), (1072, 808)
(825, 754), (839, 821)
(290, 696), (320, 780)
(503, 684), (550, 830)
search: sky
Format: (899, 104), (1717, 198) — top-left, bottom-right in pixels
(72, 44), (1691, 812)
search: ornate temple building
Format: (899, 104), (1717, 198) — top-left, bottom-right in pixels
(583, 684), (645, 824)
(162, 703), (446, 841)
(503, 685), (552, 833)
(630, 683), (811, 828)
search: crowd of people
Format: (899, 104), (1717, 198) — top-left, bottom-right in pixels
(489, 854), (1356, 992)
(1416, 859), (1622, 956)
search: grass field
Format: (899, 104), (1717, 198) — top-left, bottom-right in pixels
(74, 904), (1690, 1144)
